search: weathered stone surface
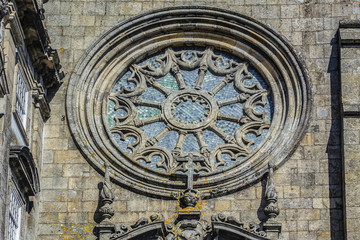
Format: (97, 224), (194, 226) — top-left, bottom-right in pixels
(40, 202), (68, 213)
(340, 22), (360, 239)
(27, 1), (360, 239)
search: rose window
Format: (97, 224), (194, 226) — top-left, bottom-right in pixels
(107, 47), (273, 174)
(67, 7), (310, 198)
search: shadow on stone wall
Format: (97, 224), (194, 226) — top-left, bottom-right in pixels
(257, 176), (269, 224)
(326, 33), (345, 240)
(257, 176), (269, 231)
(92, 182), (104, 238)
(46, 82), (63, 103)
(94, 182), (105, 224)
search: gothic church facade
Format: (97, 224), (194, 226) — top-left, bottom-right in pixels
(0, 0), (359, 239)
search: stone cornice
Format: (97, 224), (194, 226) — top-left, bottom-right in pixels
(339, 20), (360, 28)
(339, 20), (360, 45)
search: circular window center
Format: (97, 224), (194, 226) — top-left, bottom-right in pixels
(163, 90), (218, 131)
(171, 95), (210, 124)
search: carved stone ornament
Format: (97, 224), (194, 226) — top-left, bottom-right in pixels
(107, 215), (271, 240)
(263, 162), (281, 239)
(66, 6), (311, 198)
(9, 146), (40, 197)
(103, 191), (273, 240)
(264, 162), (280, 221)
(99, 161), (115, 224)
(95, 157), (281, 239)
(9, 146), (40, 212)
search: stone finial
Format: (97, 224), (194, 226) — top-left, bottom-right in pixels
(99, 161), (115, 223)
(263, 162), (281, 240)
(264, 162), (279, 220)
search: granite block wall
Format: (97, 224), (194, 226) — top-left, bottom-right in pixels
(39, 1), (360, 239)
(339, 24), (360, 240)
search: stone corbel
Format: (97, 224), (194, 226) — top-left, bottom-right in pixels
(32, 83), (50, 119)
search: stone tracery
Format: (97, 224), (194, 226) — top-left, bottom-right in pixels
(66, 6), (311, 198)
(107, 47), (272, 174)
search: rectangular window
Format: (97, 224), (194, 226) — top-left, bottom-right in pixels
(7, 186), (22, 240)
(15, 70), (28, 129)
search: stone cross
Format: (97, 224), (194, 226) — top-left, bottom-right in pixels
(176, 153), (205, 189)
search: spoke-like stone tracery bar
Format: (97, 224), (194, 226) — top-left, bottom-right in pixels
(107, 47), (273, 174)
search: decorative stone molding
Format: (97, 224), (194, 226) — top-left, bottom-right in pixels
(5, 1), (25, 48)
(339, 20), (360, 46)
(264, 162), (279, 221)
(67, 6), (311, 198)
(179, 189), (200, 208)
(97, 190), (273, 240)
(32, 82), (51, 119)
(211, 214), (269, 240)
(339, 20), (360, 239)
(9, 146), (40, 211)
(95, 159), (281, 239)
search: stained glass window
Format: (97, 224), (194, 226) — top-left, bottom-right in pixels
(107, 47), (273, 174)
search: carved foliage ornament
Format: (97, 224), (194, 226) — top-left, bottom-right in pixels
(108, 213), (270, 240)
(66, 7), (311, 198)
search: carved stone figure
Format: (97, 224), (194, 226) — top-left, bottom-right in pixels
(165, 219), (211, 240)
(99, 161), (115, 223)
(264, 162), (280, 221)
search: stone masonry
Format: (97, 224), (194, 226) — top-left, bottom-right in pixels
(39, 1), (360, 239)
(339, 21), (360, 240)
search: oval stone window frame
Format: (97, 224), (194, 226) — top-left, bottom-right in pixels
(66, 6), (311, 198)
